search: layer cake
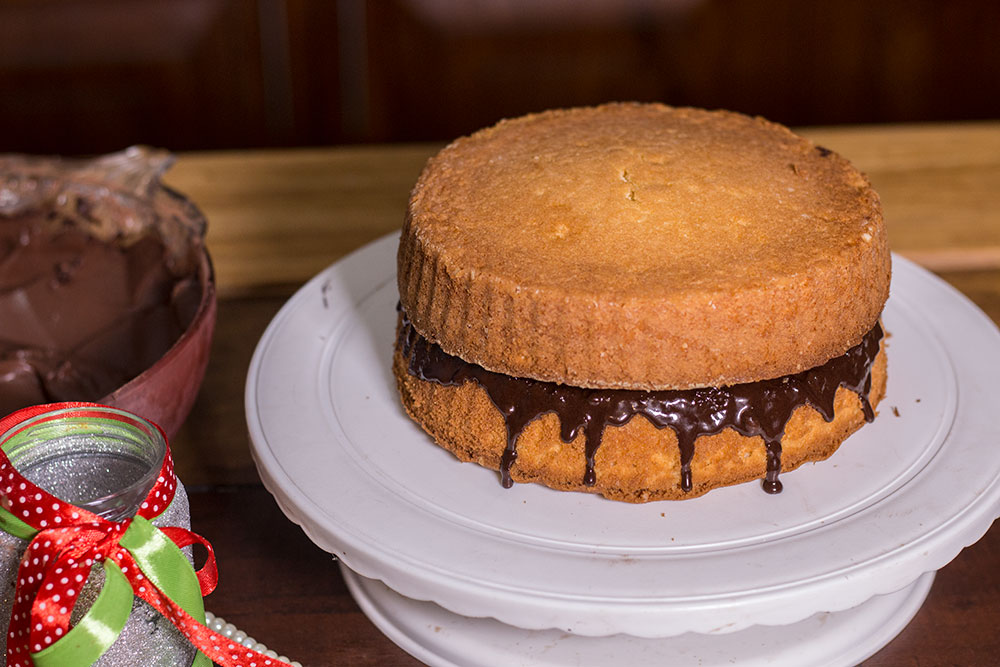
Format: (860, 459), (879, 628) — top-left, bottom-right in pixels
(394, 103), (890, 502)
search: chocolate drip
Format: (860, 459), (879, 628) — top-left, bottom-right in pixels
(399, 312), (882, 495)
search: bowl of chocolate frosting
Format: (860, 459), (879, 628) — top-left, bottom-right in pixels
(0, 146), (216, 438)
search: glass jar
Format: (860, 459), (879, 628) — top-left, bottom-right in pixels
(0, 405), (198, 667)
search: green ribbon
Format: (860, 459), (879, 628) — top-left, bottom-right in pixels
(119, 516), (207, 626)
(0, 505), (36, 540)
(31, 561), (132, 667)
(117, 516), (211, 667)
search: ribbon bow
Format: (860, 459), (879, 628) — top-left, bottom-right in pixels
(0, 404), (294, 667)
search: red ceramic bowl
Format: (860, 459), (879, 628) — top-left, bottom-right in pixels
(103, 246), (217, 439)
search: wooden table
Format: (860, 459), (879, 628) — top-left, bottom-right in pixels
(163, 122), (1000, 666)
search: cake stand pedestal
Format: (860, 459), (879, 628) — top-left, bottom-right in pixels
(341, 565), (934, 667)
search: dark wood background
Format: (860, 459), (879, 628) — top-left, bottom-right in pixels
(2, 0), (998, 156)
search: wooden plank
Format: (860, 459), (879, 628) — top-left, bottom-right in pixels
(165, 145), (435, 294)
(165, 123), (1000, 294)
(190, 487), (421, 666)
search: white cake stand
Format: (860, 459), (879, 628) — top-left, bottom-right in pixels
(246, 234), (1000, 665)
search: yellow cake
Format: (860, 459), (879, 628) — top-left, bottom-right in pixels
(395, 103), (890, 502)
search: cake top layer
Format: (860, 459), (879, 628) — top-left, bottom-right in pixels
(411, 104), (878, 295)
(399, 103), (890, 389)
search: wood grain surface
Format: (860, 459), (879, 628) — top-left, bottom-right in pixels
(164, 122), (1000, 296)
(167, 123), (1000, 666)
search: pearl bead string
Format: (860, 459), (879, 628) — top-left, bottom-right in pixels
(204, 611), (302, 667)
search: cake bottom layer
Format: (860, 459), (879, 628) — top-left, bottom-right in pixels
(393, 330), (887, 503)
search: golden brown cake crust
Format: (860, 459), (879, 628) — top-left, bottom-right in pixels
(392, 338), (888, 502)
(399, 103), (890, 389)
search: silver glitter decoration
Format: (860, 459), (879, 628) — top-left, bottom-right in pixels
(0, 411), (198, 666)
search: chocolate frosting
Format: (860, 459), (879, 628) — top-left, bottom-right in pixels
(399, 312), (882, 495)
(0, 211), (200, 416)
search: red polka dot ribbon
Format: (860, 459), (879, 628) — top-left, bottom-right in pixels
(0, 403), (296, 667)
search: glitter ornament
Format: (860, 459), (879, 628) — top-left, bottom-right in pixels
(0, 404), (198, 666)
(0, 404), (297, 667)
